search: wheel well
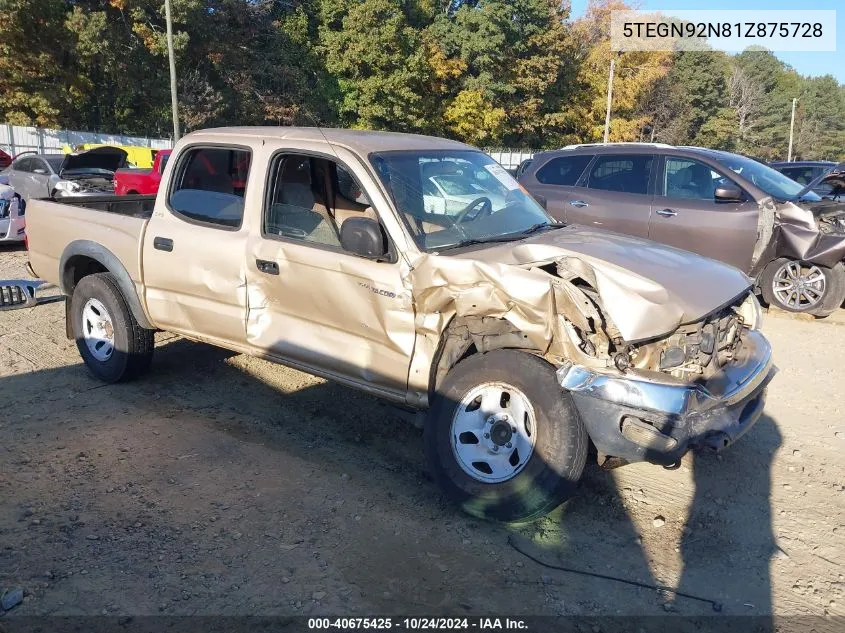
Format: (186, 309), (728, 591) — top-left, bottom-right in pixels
(127, 190), (138, 195)
(63, 255), (108, 295)
(429, 316), (539, 399)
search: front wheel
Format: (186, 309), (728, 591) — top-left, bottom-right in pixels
(71, 272), (155, 382)
(424, 350), (588, 522)
(761, 258), (845, 317)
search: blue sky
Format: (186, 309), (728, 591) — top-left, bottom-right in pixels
(569, 0), (843, 82)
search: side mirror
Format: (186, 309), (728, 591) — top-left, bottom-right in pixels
(714, 185), (743, 202)
(340, 217), (388, 260)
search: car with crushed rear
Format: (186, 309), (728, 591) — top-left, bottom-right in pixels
(24, 127), (776, 522)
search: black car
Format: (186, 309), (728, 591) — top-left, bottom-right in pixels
(770, 161), (837, 195)
(802, 162), (845, 200)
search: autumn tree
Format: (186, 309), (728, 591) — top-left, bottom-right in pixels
(566, 0), (671, 143)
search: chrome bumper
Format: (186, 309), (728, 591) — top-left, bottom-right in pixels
(557, 329), (776, 465)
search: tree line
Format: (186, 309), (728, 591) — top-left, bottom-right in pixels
(1, 0), (843, 160)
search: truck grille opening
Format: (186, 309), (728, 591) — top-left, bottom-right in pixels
(0, 282), (36, 310)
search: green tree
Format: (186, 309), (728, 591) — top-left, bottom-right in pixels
(319, 0), (436, 131)
(0, 0), (75, 126)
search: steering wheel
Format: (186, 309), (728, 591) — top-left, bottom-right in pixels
(453, 197), (493, 224)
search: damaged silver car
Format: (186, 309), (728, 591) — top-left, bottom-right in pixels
(24, 128), (777, 521)
(1, 146), (127, 201)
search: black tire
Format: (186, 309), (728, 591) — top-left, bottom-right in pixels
(424, 349), (588, 522)
(71, 272), (154, 382)
(760, 258), (845, 317)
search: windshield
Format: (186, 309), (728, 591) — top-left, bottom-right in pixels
(45, 156), (64, 172)
(711, 153), (820, 202)
(370, 150), (553, 251)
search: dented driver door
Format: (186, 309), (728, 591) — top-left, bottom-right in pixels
(243, 149), (416, 400)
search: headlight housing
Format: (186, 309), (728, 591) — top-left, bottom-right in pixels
(738, 291), (763, 330)
(53, 180), (81, 196)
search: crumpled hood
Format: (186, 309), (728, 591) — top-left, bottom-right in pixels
(437, 225), (752, 342)
(61, 146), (128, 176)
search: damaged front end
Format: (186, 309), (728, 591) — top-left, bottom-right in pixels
(536, 261), (774, 467)
(557, 291), (774, 466)
(54, 147), (128, 197)
(410, 236), (776, 467)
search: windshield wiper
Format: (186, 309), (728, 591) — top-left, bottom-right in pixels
(437, 236), (523, 251)
(518, 222), (565, 235)
(436, 223), (565, 251)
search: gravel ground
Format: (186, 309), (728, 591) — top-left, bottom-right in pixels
(1, 243), (844, 619)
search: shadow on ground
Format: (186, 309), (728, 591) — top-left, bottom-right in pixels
(0, 336), (781, 620)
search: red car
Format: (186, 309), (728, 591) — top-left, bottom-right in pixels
(0, 149), (12, 170)
(114, 149), (172, 195)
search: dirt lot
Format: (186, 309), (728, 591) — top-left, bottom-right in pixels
(2, 243), (844, 619)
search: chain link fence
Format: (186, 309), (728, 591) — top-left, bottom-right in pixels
(1, 124), (172, 156)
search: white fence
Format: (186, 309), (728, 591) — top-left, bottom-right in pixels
(485, 149), (535, 170)
(1, 125), (533, 170)
(1, 123), (172, 156)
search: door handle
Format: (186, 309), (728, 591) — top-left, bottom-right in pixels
(569, 200), (589, 208)
(656, 208), (677, 217)
(153, 236), (173, 251)
(256, 259), (279, 275)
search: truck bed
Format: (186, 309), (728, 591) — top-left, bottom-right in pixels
(26, 195), (153, 293)
(56, 194), (156, 218)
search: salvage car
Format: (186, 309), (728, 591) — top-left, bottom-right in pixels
(1, 147), (128, 201)
(520, 144), (845, 316)
(422, 162), (506, 214)
(770, 160), (836, 194)
(25, 128), (776, 521)
(801, 162), (845, 201)
(68, 143), (159, 169)
(0, 176), (25, 243)
(0, 149), (12, 170)
(114, 149), (172, 196)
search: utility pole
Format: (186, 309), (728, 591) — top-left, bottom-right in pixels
(164, 0), (180, 141)
(787, 97), (797, 162)
(603, 57), (615, 144)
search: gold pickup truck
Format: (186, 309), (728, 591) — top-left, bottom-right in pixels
(25, 127), (776, 521)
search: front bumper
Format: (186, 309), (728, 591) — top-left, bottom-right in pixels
(558, 329), (776, 466)
(0, 211), (26, 242)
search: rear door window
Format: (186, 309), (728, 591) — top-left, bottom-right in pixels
(536, 155), (592, 185)
(168, 147), (251, 229)
(587, 155), (653, 195)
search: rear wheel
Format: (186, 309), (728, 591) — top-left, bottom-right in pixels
(71, 273), (154, 382)
(425, 350), (588, 522)
(761, 258), (845, 317)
